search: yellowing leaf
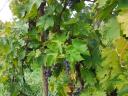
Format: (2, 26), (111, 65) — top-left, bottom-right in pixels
(64, 85), (72, 93)
(117, 10), (128, 37)
(70, 72), (76, 81)
(97, 0), (107, 7)
(96, 48), (121, 84)
(114, 37), (128, 67)
(0, 75), (8, 83)
(49, 82), (55, 92)
(35, 49), (41, 57)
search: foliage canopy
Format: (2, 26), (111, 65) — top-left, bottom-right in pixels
(0, 0), (128, 96)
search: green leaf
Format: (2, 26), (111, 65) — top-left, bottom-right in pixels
(96, 2), (117, 21)
(118, 85), (128, 96)
(25, 3), (38, 19)
(118, 0), (128, 10)
(80, 88), (106, 96)
(27, 0), (42, 14)
(97, 0), (108, 7)
(47, 0), (54, 5)
(81, 69), (96, 86)
(66, 46), (84, 63)
(64, 18), (79, 25)
(74, 1), (85, 12)
(37, 16), (54, 30)
(103, 18), (120, 41)
(44, 16), (54, 30)
(46, 5), (55, 15)
(37, 15), (47, 28)
(72, 39), (87, 53)
(46, 53), (58, 66)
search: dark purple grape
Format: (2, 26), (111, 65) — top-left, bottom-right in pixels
(67, 37), (72, 44)
(76, 88), (81, 93)
(63, 60), (70, 74)
(68, 0), (81, 8)
(65, 37), (72, 44)
(44, 68), (52, 77)
(73, 88), (81, 96)
(68, 0), (73, 7)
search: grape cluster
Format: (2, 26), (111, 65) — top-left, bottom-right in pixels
(66, 37), (72, 44)
(68, 0), (81, 7)
(73, 88), (81, 96)
(63, 60), (70, 74)
(68, 0), (81, 9)
(44, 68), (52, 78)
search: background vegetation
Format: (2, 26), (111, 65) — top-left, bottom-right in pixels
(0, 0), (128, 96)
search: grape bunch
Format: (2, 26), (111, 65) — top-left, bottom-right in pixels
(66, 37), (72, 44)
(44, 68), (52, 78)
(63, 60), (70, 74)
(68, 0), (81, 7)
(73, 88), (81, 96)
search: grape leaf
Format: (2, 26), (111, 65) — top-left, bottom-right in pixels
(102, 18), (120, 41)
(97, 0), (108, 7)
(117, 10), (128, 37)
